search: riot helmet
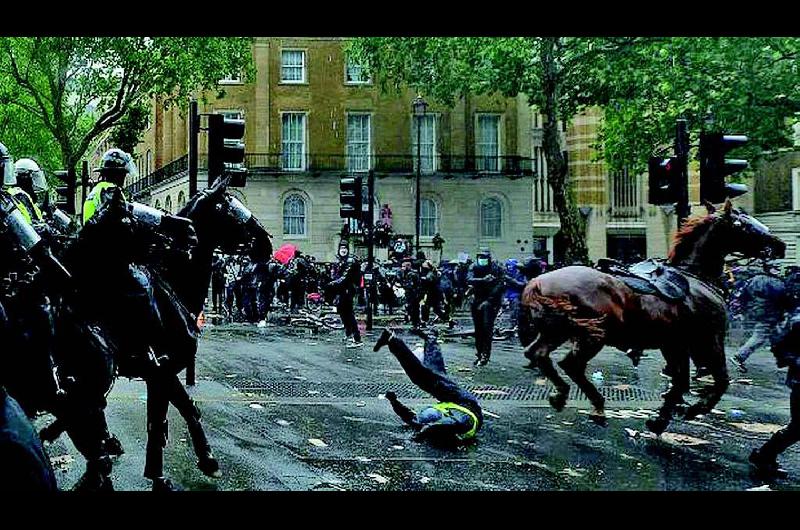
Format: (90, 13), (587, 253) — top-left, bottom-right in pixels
(94, 148), (138, 186)
(1, 142), (15, 187)
(15, 158), (47, 203)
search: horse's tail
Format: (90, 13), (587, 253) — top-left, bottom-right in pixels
(520, 281), (606, 344)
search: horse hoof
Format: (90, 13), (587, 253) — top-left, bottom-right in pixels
(198, 456), (222, 478)
(589, 411), (608, 427)
(645, 417), (668, 436)
(548, 392), (568, 412)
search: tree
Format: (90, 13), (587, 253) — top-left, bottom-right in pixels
(347, 37), (650, 265)
(0, 37), (254, 181)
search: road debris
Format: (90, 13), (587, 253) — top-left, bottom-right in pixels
(560, 467), (586, 478)
(730, 422), (783, 434)
(390, 445), (404, 450)
(473, 389), (509, 396)
(747, 484), (773, 491)
(356, 456), (372, 463)
(591, 371), (604, 382)
(728, 409), (745, 420)
(308, 438), (328, 447)
(534, 378), (548, 386)
(276, 419), (291, 426)
(249, 403), (264, 410)
(419, 477), (431, 484)
(367, 473), (390, 484)
(734, 379), (754, 385)
(484, 410), (500, 419)
(50, 455), (74, 471)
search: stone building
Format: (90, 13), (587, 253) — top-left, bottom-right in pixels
(127, 37), (536, 263)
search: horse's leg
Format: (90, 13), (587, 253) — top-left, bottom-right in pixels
(523, 334), (569, 411)
(684, 336), (730, 420)
(143, 374), (171, 485)
(559, 342), (607, 426)
(646, 347), (690, 435)
(60, 402), (114, 491)
(166, 373), (221, 478)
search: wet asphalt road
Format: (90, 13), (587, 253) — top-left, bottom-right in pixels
(42, 313), (800, 491)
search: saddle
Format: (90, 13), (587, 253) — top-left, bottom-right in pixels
(596, 258), (690, 302)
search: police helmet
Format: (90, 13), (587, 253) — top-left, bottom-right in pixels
(0, 142), (15, 187)
(15, 158), (48, 196)
(94, 148), (138, 179)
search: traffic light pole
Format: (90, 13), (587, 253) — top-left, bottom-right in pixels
(675, 119), (691, 229)
(81, 161), (88, 219)
(366, 170), (375, 331)
(189, 99), (199, 197)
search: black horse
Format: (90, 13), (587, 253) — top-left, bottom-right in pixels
(63, 176), (272, 490)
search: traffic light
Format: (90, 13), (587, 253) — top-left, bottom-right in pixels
(52, 170), (75, 215)
(208, 113), (247, 187)
(647, 156), (680, 205)
(699, 132), (749, 204)
(339, 176), (363, 219)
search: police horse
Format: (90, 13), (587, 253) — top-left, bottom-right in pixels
(518, 201), (785, 433)
(64, 176), (272, 490)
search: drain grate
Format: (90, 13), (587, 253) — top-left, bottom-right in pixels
(227, 377), (660, 403)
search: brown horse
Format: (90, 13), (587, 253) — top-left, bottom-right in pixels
(518, 200), (786, 434)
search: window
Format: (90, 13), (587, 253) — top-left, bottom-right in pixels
(346, 114), (371, 172)
(154, 199), (161, 210)
(345, 61), (370, 84)
(281, 50), (306, 83)
(177, 191), (186, 211)
(420, 198), (438, 237)
(146, 150), (153, 176)
(281, 113), (307, 170)
(412, 115), (437, 174)
(219, 72), (243, 84)
(476, 115), (500, 172)
(219, 110), (244, 121)
(283, 194), (307, 236)
(164, 195), (172, 214)
(481, 197), (502, 238)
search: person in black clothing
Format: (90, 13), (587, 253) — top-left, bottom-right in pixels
(374, 327), (482, 445)
(467, 248), (505, 366)
(326, 257), (363, 347)
(419, 260), (453, 328)
(399, 259), (421, 330)
(750, 306), (800, 478)
(288, 251), (309, 313)
(210, 254), (226, 313)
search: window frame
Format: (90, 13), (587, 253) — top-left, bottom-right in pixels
(280, 111), (308, 171)
(344, 60), (372, 86)
(282, 193), (308, 238)
(411, 113), (439, 175)
(475, 113), (503, 173)
(345, 112), (372, 173)
(419, 197), (439, 237)
(280, 49), (307, 84)
(218, 71), (244, 85)
(480, 196), (503, 239)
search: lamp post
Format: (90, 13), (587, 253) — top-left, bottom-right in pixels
(412, 95), (428, 254)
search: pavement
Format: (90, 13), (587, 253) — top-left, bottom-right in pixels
(41, 312), (800, 491)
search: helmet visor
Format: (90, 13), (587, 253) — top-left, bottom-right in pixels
(124, 156), (139, 180)
(31, 169), (48, 194)
(3, 157), (16, 186)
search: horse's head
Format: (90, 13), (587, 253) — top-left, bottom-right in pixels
(178, 176), (273, 259)
(713, 200), (785, 261)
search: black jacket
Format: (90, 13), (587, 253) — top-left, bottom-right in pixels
(0, 387), (57, 491)
(467, 261), (505, 305)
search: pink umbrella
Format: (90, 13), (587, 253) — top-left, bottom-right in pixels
(273, 243), (298, 265)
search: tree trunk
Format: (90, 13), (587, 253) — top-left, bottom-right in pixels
(540, 37), (589, 265)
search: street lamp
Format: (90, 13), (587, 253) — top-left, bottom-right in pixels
(412, 95), (428, 254)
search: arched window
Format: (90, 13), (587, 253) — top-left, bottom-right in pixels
(164, 195), (172, 214)
(480, 197), (502, 238)
(177, 191), (186, 210)
(420, 198), (438, 237)
(154, 198), (162, 210)
(283, 194), (306, 236)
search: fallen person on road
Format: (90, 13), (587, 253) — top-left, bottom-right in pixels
(374, 327), (483, 444)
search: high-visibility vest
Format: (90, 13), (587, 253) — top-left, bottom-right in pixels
(5, 186), (43, 225)
(83, 181), (124, 224)
(432, 402), (480, 440)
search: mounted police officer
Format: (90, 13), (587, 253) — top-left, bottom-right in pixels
(3, 154), (45, 232)
(467, 247), (505, 366)
(83, 148), (137, 223)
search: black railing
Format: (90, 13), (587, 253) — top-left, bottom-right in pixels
(128, 153), (534, 196)
(126, 155), (188, 196)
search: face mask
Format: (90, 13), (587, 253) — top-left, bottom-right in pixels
(477, 258), (489, 267)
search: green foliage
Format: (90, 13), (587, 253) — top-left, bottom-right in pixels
(0, 37), (254, 173)
(109, 102), (150, 154)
